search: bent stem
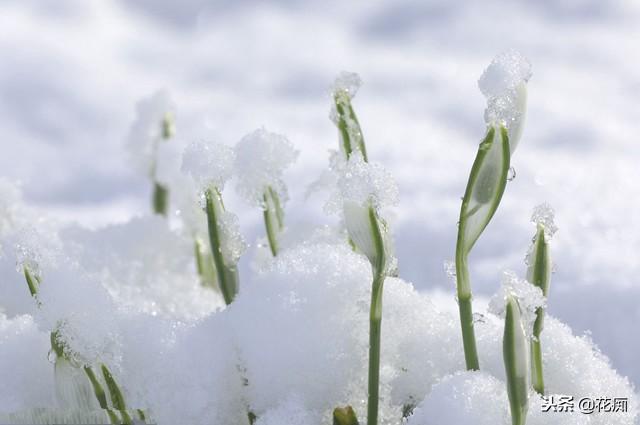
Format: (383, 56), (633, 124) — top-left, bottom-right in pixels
(205, 187), (238, 305)
(455, 126), (510, 370)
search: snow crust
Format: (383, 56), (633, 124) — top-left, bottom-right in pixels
(233, 128), (298, 207)
(531, 202), (558, 239)
(327, 152), (399, 214)
(181, 141), (235, 190)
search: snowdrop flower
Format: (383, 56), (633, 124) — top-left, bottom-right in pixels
(455, 50), (532, 371)
(330, 71), (368, 161)
(333, 151), (397, 425)
(234, 128), (298, 256)
(126, 90), (176, 216)
(182, 140), (245, 304)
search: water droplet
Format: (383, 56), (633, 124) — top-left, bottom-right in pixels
(507, 166), (517, 181)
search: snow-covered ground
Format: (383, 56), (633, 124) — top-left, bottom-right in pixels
(1, 0), (639, 423)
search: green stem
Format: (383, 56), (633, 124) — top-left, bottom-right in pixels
(263, 192), (279, 257)
(152, 181), (169, 216)
(347, 103), (367, 162)
(531, 337), (544, 395)
(205, 187), (238, 305)
(455, 250), (480, 370)
(529, 226), (550, 394)
(194, 238), (217, 289)
(368, 272), (385, 425)
(334, 95), (367, 162)
(101, 364), (132, 424)
(367, 206), (387, 425)
(84, 366), (108, 409)
(106, 409), (121, 425)
(268, 186), (284, 230)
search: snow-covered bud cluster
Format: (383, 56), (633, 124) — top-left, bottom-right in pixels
(181, 140), (246, 304)
(479, 50), (532, 154)
(330, 152), (398, 275)
(233, 128), (298, 207)
(234, 128), (298, 256)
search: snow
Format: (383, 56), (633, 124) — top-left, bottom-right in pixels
(126, 90), (175, 179)
(1, 1), (640, 424)
(328, 152), (399, 214)
(531, 202), (558, 239)
(181, 141), (235, 191)
(233, 128), (299, 207)
(489, 271), (546, 337)
(478, 49), (532, 153)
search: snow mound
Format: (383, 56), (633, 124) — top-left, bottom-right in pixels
(181, 141), (235, 190)
(326, 152), (399, 214)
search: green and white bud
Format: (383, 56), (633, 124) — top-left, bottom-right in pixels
(504, 295), (530, 425)
(526, 203), (556, 395)
(455, 50), (532, 371)
(331, 71), (368, 161)
(343, 200), (388, 277)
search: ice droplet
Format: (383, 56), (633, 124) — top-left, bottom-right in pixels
(507, 166), (516, 182)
